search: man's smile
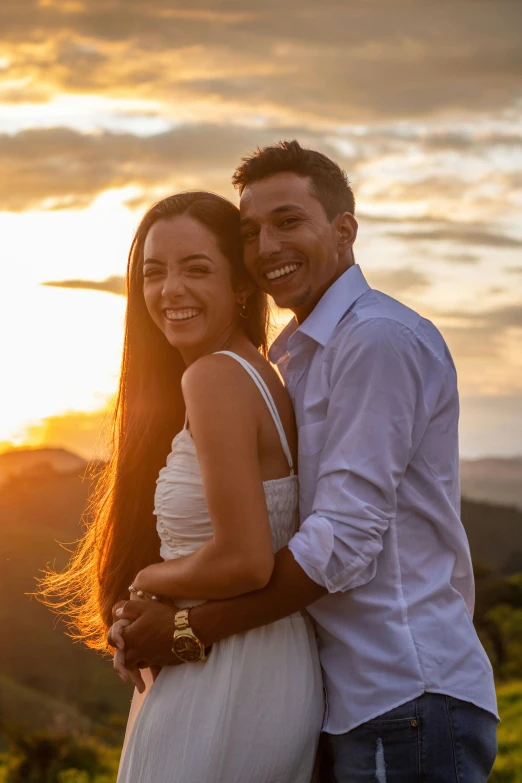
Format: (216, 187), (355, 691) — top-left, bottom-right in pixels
(265, 263), (301, 281)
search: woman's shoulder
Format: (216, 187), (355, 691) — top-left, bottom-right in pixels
(181, 352), (271, 440)
(181, 351), (267, 407)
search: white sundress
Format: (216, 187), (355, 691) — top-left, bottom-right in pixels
(117, 351), (324, 783)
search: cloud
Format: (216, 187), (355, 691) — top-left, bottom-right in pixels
(445, 304), (522, 331)
(359, 168), (522, 222)
(442, 253), (480, 265)
(359, 126), (522, 154)
(432, 302), (522, 397)
(420, 130), (522, 152)
(42, 275), (126, 295)
(389, 226), (522, 249)
(0, 123), (349, 211)
(1, 0), (521, 123)
(366, 267), (431, 297)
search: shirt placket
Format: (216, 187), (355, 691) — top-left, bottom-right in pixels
(284, 348), (310, 412)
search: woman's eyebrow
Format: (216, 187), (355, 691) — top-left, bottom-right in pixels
(143, 254), (214, 265)
(178, 254), (214, 264)
(143, 256), (166, 266)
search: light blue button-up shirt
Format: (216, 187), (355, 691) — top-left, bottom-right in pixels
(270, 264), (498, 734)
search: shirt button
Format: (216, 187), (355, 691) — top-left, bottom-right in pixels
(410, 719), (418, 728)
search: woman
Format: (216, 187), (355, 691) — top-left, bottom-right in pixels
(41, 192), (324, 782)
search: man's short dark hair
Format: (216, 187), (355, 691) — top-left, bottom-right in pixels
(232, 139), (355, 220)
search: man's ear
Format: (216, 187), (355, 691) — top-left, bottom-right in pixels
(335, 212), (358, 251)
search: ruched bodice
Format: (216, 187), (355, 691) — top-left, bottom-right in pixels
(154, 428), (299, 561)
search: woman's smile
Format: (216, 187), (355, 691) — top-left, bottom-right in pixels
(164, 307), (202, 323)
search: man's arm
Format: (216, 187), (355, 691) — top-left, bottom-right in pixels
(287, 317), (441, 594)
(119, 547), (325, 667)
(191, 546), (326, 645)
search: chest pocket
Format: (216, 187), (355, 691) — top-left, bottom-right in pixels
(298, 420), (328, 456)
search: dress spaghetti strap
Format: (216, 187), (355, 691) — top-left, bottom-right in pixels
(214, 350), (295, 476)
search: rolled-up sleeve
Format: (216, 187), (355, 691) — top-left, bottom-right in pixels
(288, 316), (445, 593)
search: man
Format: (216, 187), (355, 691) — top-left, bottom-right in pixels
(113, 141), (498, 781)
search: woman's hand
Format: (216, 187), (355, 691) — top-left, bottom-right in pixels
(111, 614), (147, 693)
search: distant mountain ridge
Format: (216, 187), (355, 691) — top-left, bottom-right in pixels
(1, 447), (519, 509)
(0, 447), (87, 487)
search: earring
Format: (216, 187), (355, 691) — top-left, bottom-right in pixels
(238, 301), (250, 319)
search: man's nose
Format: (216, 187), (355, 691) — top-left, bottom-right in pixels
(258, 227), (282, 258)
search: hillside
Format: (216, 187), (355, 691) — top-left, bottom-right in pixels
(462, 498), (522, 574)
(0, 674), (91, 735)
(0, 466), (133, 736)
(460, 457), (522, 509)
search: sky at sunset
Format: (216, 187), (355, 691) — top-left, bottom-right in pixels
(1, 0), (521, 459)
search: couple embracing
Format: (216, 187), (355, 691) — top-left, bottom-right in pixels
(48, 141), (498, 782)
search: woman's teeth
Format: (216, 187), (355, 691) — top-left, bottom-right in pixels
(266, 264), (300, 281)
(165, 309), (200, 321)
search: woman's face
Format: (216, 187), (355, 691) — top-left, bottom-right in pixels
(142, 215), (241, 363)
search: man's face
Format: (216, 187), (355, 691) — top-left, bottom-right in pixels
(240, 172), (355, 322)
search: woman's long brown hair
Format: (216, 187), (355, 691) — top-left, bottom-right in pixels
(38, 192), (270, 651)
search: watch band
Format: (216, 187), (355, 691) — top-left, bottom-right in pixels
(174, 608), (191, 632)
(172, 608), (211, 662)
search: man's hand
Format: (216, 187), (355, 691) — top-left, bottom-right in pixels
(116, 599), (181, 669)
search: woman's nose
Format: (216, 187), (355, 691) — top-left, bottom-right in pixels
(162, 271), (186, 299)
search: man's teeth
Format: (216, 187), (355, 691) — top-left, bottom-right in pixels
(266, 264), (299, 281)
(165, 309), (200, 321)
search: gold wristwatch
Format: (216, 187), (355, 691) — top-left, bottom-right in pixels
(172, 608), (211, 663)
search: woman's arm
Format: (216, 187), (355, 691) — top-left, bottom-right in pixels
(133, 536), (271, 600)
(133, 354), (275, 601)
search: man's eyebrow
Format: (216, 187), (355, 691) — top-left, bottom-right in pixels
(143, 254), (214, 265)
(271, 204), (306, 215)
(240, 204), (306, 225)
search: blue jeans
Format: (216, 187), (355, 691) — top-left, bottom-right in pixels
(323, 693), (497, 782)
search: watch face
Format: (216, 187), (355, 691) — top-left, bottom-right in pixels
(173, 633), (203, 662)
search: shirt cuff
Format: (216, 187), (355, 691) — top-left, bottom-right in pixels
(288, 513), (378, 594)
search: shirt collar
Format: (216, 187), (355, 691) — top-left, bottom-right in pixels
(269, 264), (370, 362)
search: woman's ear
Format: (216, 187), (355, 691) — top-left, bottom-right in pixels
(236, 281), (256, 306)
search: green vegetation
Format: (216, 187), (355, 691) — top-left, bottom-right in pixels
(474, 569), (522, 683)
(0, 734), (120, 783)
(490, 682), (522, 782)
